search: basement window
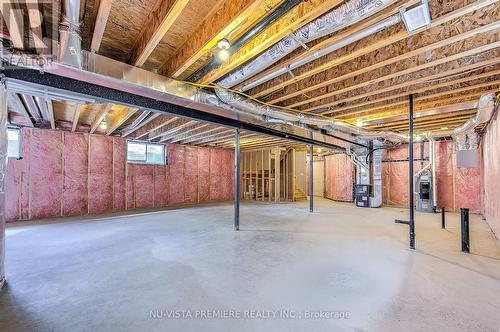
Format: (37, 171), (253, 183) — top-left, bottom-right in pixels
(127, 141), (167, 165)
(7, 127), (21, 159)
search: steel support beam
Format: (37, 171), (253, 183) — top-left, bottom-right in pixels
(0, 80), (7, 288)
(309, 144), (313, 213)
(2, 67), (347, 151)
(234, 129), (240, 231)
(409, 94), (416, 250)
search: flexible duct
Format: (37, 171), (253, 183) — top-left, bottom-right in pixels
(216, 88), (407, 143)
(59, 0), (82, 68)
(452, 93), (496, 150)
(217, 0), (398, 88)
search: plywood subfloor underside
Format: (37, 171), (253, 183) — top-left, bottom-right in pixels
(1, 199), (499, 331)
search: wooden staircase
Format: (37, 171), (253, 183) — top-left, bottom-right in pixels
(294, 186), (307, 201)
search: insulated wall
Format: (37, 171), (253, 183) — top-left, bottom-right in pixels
(481, 107), (500, 237)
(324, 153), (353, 202)
(382, 141), (482, 213)
(5, 128), (234, 222)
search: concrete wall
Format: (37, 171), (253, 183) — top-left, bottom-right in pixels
(5, 128), (234, 222)
(382, 141), (482, 213)
(481, 107), (500, 237)
(324, 154), (353, 202)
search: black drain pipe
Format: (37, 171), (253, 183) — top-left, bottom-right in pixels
(188, 0), (302, 82)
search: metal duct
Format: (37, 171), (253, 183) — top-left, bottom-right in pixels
(216, 88), (407, 143)
(217, 0), (397, 88)
(241, 14), (402, 92)
(452, 93), (496, 150)
(0, 81), (7, 288)
(59, 0), (82, 67)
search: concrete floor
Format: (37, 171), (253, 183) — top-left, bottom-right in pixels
(1, 198), (499, 331)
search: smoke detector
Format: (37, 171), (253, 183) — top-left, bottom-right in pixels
(400, 0), (432, 34)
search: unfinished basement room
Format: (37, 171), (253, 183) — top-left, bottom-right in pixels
(0, 0), (499, 330)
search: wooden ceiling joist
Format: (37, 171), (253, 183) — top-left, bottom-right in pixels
(171, 125), (220, 143)
(8, 93), (34, 127)
(90, 103), (112, 134)
(251, 0), (498, 101)
(160, 0), (275, 78)
(277, 22), (500, 107)
(329, 72), (500, 118)
(235, 0), (420, 92)
(71, 103), (82, 132)
(122, 113), (161, 137)
(162, 123), (210, 142)
(316, 59), (500, 114)
(340, 87), (499, 122)
(106, 107), (138, 135)
(135, 116), (179, 139)
(198, 0), (345, 84)
(158, 120), (197, 142)
(91, 0), (113, 52)
(130, 0), (190, 66)
(0, 0), (24, 49)
(296, 41), (500, 110)
(180, 128), (233, 144)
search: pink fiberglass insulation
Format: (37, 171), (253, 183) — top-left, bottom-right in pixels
(221, 150), (232, 200)
(129, 164), (155, 209)
(62, 132), (88, 216)
(455, 165), (482, 214)
(19, 129), (31, 219)
(482, 109), (500, 237)
(325, 154), (353, 202)
(434, 141), (454, 211)
(210, 148), (223, 201)
(184, 146), (199, 203)
(154, 165), (168, 207)
(198, 147), (211, 202)
(113, 138), (126, 211)
(88, 135), (113, 214)
(5, 159), (20, 221)
(30, 129), (63, 219)
(168, 144), (185, 205)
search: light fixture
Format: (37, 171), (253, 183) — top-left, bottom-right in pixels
(217, 49), (230, 62)
(215, 38), (231, 62)
(216, 38), (230, 50)
(400, 0), (431, 34)
(355, 119), (364, 127)
(317, 148), (322, 153)
(415, 135), (422, 142)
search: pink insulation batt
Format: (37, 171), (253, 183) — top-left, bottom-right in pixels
(88, 135), (114, 214)
(30, 129), (63, 219)
(4, 128), (235, 221)
(324, 154), (353, 202)
(62, 132), (88, 216)
(481, 109), (500, 237)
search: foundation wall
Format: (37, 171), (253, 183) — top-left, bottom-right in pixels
(5, 128), (234, 222)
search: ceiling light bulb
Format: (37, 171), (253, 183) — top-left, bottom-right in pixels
(217, 49), (230, 62)
(355, 119), (364, 127)
(216, 38), (231, 50)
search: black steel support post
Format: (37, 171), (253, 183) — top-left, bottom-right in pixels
(309, 144), (313, 212)
(234, 129), (240, 231)
(409, 94), (416, 249)
(461, 208), (470, 253)
(441, 208), (446, 229)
